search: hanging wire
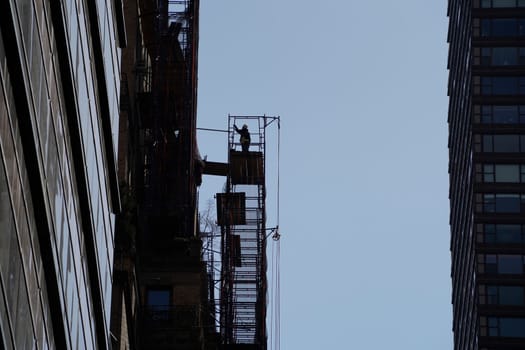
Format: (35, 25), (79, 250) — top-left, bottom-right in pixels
(277, 118), (280, 229)
(270, 240), (275, 348)
(276, 118), (281, 350)
(275, 239), (280, 350)
(270, 117), (281, 350)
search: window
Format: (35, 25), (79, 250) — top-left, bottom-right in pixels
(475, 105), (525, 124)
(483, 317), (525, 337)
(480, 0), (525, 7)
(478, 77), (525, 95)
(147, 289), (170, 309)
(480, 135), (525, 152)
(482, 254), (525, 274)
(494, 164), (520, 182)
(481, 224), (525, 243)
(477, 193), (525, 214)
(500, 255), (524, 273)
(482, 194), (523, 213)
(480, 285), (525, 305)
(475, 47), (525, 66)
(146, 288), (171, 321)
(481, 164), (525, 183)
(491, 47), (518, 65)
(480, 18), (525, 37)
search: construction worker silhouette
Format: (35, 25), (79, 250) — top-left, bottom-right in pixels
(234, 124), (251, 152)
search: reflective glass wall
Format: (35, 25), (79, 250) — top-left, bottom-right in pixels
(0, 0), (123, 348)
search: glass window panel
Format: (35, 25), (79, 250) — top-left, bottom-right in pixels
(487, 254), (498, 263)
(488, 318), (500, 336)
(147, 289), (170, 321)
(493, 0), (518, 6)
(493, 47), (518, 65)
(484, 194), (496, 212)
(520, 48), (525, 64)
(499, 286), (524, 305)
(484, 164), (495, 182)
(500, 317), (525, 337)
(493, 19), (517, 36)
(518, 22), (525, 36)
(497, 224), (522, 242)
(495, 164), (520, 182)
(494, 105), (519, 123)
(481, 106), (491, 123)
(485, 231), (494, 243)
(481, 77), (493, 94)
(495, 194), (521, 212)
(486, 254), (498, 273)
(487, 286), (498, 303)
(493, 77), (518, 94)
(482, 19), (491, 36)
(493, 135), (520, 152)
(483, 135), (494, 151)
(520, 77), (525, 94)
(147, 290), (170, 310)
(485, 224), (497, 242)
(498, 255), (523, 274)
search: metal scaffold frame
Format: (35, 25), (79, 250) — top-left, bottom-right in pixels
(136, 0), (200, 235)
(201, 115), (276, 349)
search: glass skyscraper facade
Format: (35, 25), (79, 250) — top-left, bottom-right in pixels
(0, 0), (124, 348)
(448, 0), (525, 349)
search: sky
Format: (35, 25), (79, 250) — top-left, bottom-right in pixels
(196, 1), (451, 349)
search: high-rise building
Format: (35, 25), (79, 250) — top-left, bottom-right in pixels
(448, 1), (525, 349)
(0, 0), (125, 348)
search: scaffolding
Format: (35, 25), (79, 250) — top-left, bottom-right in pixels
(210, 115), (279, 349)
(136, 0), (201, 237)
(131, 1), (211, 348)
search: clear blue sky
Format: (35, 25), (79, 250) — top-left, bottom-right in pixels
(196, 1), (451, 348)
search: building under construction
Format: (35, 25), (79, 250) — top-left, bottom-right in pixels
(111, 1), (280, 349)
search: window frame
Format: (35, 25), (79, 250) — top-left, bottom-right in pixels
(475, 134), (525, 152)
(477, 223), (525, 243)
(480, 254), (525, 275)
(474, 105), (525, 124)
(481, 316), (525, 338)
(477, 0), (525, 8)
(479, 164), (525, 183)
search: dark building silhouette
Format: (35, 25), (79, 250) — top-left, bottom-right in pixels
(109, 0), (219, 349)
(448, 1), (525, 349)
(0, 0), (125, 349)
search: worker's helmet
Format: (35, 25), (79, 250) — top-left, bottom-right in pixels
(242, 124), (248, 129)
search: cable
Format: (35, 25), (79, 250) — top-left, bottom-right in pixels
(277, 118), (281, 228)
(271, 235), (281, 350)
(270, 117), (281, 350)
